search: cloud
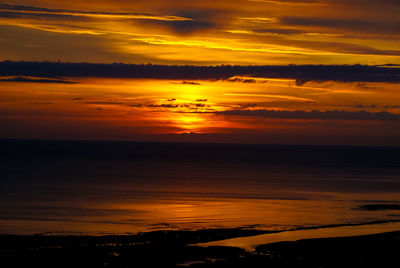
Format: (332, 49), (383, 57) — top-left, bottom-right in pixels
(357, 204), (400, 211)
(2, 61), (400, 84)
(0, 4), (219, 39)
(377, 64), (400, 67)
(215, 109), (400, 121)
(240, 104), (258, 108)
(280, 17), (400, 35)
(355, 82), (379, 89)
(29, 102), (53, 105)
(127, 100), (214, 110)
(248, 0), (325, 5)
(244, 32), (400, 57)
(355, 104), (376, 108)
(0, 76), (76, 83)
(133, 8), (225, 35)
(252, 28), (305, 35)
(225, 77), (257, 83)
(385, 105), (400, 109)
(148, 19), (216, 35)
(0, 4), (191, 21)
(172, 81), (201, 85)
(224, 93), (314, 103)
(1, 2), (399, 65)
(85, 101), (125, 105)
(147, 104), (179, 108)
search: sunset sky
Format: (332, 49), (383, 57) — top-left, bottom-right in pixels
(1, 0), (400, 145)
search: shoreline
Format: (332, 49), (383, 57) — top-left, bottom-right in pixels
(194, 221), (400, 251)
(2, 221), (400, 267)
(2, 218), (399, 237)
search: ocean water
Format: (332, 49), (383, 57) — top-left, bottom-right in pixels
(1, 140), (400, 235)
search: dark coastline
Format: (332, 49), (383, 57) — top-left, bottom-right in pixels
(1, 228), (400, 267)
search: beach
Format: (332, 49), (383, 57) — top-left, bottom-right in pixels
(2, 225), (400, 267)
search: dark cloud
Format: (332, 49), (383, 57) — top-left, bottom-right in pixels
(172, 81), (201, 85)
(0, 76), (76, 83)
(151, 19), (215, 34)
(255, 0), (321, 4)
(128, 101), (211, 109)
(0, 11), (25, 19)
(2, 61), (400, 84)
(352, 83), (380, 90)
(0, 4), (190, 22)
(377, 64), (400, 67)
(280, 17), (400, 35)
(225, 77), (257, 83)
(0, 4), (66, 13)
(357, 204), (400, 211)
(240, 104), (257, 108)
(0, 4), (90, 21)
(385, 105), (400, 109)
(130, 104), (145, 107)
(0, 10), (85, 21)
(85, 101), (125, 105)
(252, 28), (305, 35)
(355, 104), (376, 108)
(215, 109), (400, 121)
(194, 103), (206, 108)
(155, 7), (226, 34)
(255, 34), (400, 57)
(29, 102), (53, 105)
(0, 4), (224, 40)
(130, 103), (182, 108)
(136, 8), (222, 35)
(147, 104), (179, 108)
(356, 83), (367, 88)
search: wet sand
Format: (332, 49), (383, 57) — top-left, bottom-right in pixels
(195, 221), (400, 251)
(1, 224), (400, 267)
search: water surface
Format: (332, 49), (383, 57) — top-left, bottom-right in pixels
(1, 140), (400, 235)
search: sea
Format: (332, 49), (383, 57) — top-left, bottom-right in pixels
(1, 140), (400, 235)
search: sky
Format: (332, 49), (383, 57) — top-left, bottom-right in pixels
(1, 0), (400, 65)
(0, 0), (400, 145)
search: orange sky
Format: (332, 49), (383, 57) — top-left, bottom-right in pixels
(1, 76), (400, 145)
(0, 1), (400, 65)
(0, 1), (400, 145)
